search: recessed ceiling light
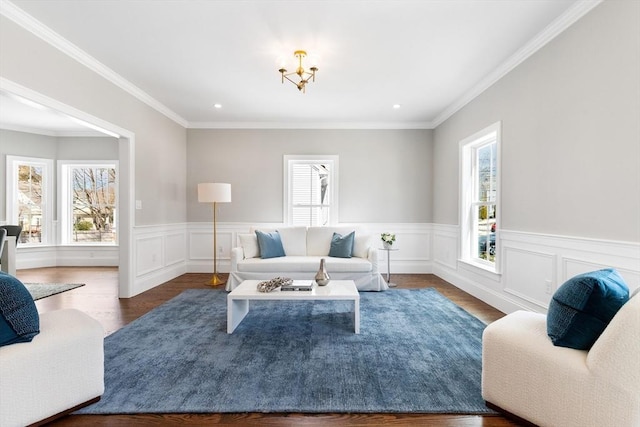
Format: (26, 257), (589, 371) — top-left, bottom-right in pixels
(214, 103), (222, 109)
(392, 104), (401, 109)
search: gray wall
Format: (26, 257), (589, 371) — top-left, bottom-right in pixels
(0, 15), (188, 226)
(433, 1), (640, 243)
(187, 129), (433, 224)
(0, 129), (118, 222)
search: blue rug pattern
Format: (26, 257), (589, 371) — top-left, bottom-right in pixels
(78, 288), (493, 414)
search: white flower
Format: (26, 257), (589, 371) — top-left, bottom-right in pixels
(381, 233), (396, 244)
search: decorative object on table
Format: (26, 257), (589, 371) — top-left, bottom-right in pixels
(315, 258), (330, 286)
(257, 277), (292, 293)
(278, 50), (318, 93)
(381, 232), (396, 249)
(197, 183), (232, 286)
(24, 283), (85, 301)
(76, 288), (492, 415)
(280, 280), (314, 292)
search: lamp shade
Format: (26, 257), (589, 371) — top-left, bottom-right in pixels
(198, 183), (231, 203)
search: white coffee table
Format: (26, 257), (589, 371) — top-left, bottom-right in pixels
(227, 280), (360, 334)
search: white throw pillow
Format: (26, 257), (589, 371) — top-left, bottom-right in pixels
(353, 233), (371, 258)
(276, 226), (308, 256)
(238, 234), (260, 259)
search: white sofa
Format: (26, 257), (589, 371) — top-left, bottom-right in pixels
(228, 226), (388, 291)
(482, 292), (640, 427)
(0, 309), (104, 427)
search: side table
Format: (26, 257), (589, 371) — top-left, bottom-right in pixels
(379, 247), (398, 287)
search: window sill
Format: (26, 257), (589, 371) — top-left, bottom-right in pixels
(458, 258), (501, 282)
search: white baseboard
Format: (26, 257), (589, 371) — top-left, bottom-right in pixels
(15, 246), (118, 269)
(132, 262), (187, 296)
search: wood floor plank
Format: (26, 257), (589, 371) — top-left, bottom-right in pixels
(15, 267), (521, 427)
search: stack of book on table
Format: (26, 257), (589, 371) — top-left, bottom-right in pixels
(280, 280), (314, 291)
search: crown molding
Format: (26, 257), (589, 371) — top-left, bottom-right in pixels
(431, 0), (603, 128)
(0, 122), (110, 137)
(0, 0), (189, 128)
(1, 0), (602, 131)
(188, 121), (434, 130)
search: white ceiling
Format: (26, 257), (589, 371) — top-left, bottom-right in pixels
(2, 0), (596, 131)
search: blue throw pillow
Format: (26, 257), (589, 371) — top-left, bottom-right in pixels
(255, 230), (286, 259)
(0, 272), (40, 347)
(547, 268), (629, 350)
(329, 231), (355, 258)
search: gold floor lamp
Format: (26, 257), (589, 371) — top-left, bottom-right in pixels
(198, 183), (232, 286)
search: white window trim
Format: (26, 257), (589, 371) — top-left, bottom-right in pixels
(283, 155), (339, 226)
(58, 160), (119, 246)
(6, 155), (54, 246)
(459, 121), (502, 274)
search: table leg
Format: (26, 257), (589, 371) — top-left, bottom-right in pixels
(227, 298), (249, 333)
(354, 298), (360, 334)
(386, 250), (397, 287)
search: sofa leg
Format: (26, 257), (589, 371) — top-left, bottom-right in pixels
(485, 401), (539, 427)
(27, 396), (101, 427)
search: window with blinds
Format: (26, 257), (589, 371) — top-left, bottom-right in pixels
(284, 155), (338, 226)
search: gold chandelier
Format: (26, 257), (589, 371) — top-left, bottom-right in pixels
(278, 50), (318, 93)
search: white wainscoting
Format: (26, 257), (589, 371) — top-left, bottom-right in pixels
(131, 223), (188, 296)
(433, 225), (640, 315)
(14, 245), (119, 270)
(186, 222), (434, 275)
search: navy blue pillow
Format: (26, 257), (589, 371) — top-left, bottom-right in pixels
(0, 272), (40, 347)
(547, 268), (629, 350)
(255, 230), (286, 259)
(329, 231), (355, 258)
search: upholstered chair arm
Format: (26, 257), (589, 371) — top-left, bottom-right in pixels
(367, 247), (380, 273)
(230, 247), (243, 272)
(587, 295), (640, 393)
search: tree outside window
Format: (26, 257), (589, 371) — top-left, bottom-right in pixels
(17, 164), (44, 244)
(7, 156), (52, 246)
(60, 162), (118, 244)
(71, 166), (117, 242)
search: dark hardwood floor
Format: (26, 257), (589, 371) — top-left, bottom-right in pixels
(16, 267), (521, 427)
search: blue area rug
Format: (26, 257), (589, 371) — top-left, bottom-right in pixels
(77, 288), (494, 414)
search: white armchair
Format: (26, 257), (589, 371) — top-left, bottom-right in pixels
(481, 294), (640, 427)
(0, 309), (104, 427)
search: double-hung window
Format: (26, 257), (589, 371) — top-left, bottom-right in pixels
(284, 155), (338, 226)
(6, 156), (53, 245)
(460, 122), (501, 272)
(59, 161), (118, 244)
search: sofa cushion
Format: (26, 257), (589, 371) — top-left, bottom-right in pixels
(329, 232), (355, 258)
(547, 268), (629, 350)
(237, 256), (372, 273)
(238, 234), (260, 259)
(0, 272), (40, 347)
(276, 226), (308, 256)
(255, 230), (286, 259)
